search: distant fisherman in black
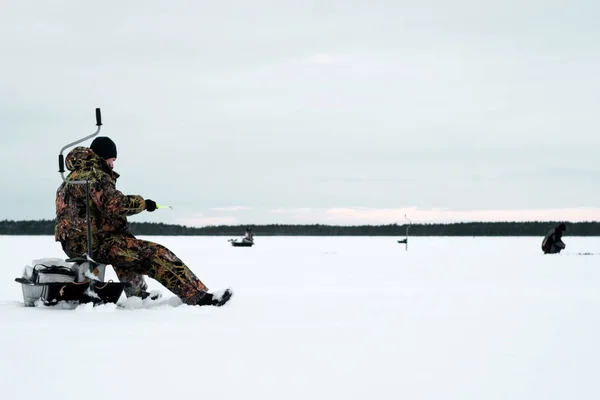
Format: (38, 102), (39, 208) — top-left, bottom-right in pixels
(242, 228), (254, 244)
(541, 223), (567, 254)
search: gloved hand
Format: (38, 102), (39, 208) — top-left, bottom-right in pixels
(145, 199), (157, 212)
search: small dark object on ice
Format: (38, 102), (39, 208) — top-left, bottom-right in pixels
(228, 239), (254, 247)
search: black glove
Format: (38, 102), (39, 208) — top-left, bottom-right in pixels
(145, 199), (157, 212)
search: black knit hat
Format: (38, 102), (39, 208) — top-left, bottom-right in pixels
(90, 137), (117, 160)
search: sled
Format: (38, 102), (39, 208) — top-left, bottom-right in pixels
(15, 257), (129, 307)
(229, 239), (254, 247)
(15, 280), (128, 307)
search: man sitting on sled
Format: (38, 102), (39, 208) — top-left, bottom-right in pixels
(242, 228), (254, 243)
(55, 136), (232, 306)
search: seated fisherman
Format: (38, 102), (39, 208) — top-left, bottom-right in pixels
(242, 228), (254, 243)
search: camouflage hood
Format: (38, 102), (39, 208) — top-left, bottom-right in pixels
(65, 146), (119, 180)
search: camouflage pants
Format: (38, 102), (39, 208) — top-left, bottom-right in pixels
(60, 233), (208, 304)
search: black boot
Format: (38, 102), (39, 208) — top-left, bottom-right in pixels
(211, 288), (233, 306)
(193, 289), (233, 307)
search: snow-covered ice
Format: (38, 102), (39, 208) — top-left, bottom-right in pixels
(1, 235), (599, 400)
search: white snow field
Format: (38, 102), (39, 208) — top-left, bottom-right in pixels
(1, 235), (600, 400)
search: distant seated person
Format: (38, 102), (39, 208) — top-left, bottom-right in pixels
(242, 228), (254, 243)
(541, 223), (567, 254)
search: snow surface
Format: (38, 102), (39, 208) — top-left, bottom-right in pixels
(1, 235), (600, 400)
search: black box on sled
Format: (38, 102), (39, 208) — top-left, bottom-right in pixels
(15, 258), (128, 307)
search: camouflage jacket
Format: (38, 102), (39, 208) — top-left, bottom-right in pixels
(55, 146), (146, 246)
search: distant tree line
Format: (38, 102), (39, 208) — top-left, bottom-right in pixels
(1, 219), (599, 236)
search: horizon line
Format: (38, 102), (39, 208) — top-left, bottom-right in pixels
(0, 218), (596, 227)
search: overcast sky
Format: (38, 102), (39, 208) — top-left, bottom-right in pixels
(1, 0), (599, 226)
